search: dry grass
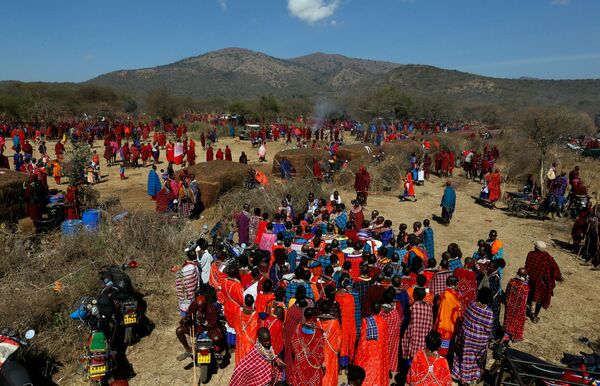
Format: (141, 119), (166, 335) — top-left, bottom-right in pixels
(207, 177), (324, 220)
(0, 204), (198, 376)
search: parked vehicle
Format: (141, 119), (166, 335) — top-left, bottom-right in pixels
(0, 328), (35, 386)
(489, 341), (600, 386)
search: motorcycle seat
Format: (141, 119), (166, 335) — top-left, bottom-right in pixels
(507, 348), (565, 379)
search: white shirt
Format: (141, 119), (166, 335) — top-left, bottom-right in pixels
(329, 194), (342, 204)
(196, 249), (213, 284)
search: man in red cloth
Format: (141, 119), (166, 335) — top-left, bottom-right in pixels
(355, 302), (390, 386)
(224, 145), (232, 161)
(229, 328), (283, 386)
(525, 241), (562, 323)
(288, 307), (325, 386)
(216, 148), (224, 160)
(206, 145), (214, 162)
(354, 166), (371, 204)
(55, 140), (65, 162)
(503, 268), (529, 342)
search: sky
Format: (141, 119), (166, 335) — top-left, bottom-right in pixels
(1, 0), (599, 82)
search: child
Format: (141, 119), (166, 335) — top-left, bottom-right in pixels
(119, 163), (126, 180)
(53, 160), (61, 185)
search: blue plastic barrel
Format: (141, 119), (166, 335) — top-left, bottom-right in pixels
(82, 209), (100, 231)
(62, 220), (83, 236)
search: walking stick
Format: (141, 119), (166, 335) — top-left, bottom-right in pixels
(190, 324), (197, 385)
(577, 221), (593, 259)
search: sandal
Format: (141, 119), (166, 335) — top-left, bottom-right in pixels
(532, 316), (540, 324)
(176, 351), (193, 361)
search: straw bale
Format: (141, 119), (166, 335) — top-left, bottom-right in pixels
(272, 148), (329, 177)
(0, 170), (28, 220)
(187, 160), (252, 207)
(336, 144), (373, 162)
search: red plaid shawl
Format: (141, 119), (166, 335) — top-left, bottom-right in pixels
(525, 250), (561, 309)
(402, 301), (433, 358)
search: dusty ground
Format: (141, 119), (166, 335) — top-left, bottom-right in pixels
(34, 133), (599, 385)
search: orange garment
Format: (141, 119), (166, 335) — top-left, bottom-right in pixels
(209, 262), (226, 304)
(255, 170), (268, 186)
(336, 292), (357, 359)
(355, 314), (389, 386)
(408, 287), (434, 305)
(232, 310), (258, 365)
(333, 250), (345, 266)
(255, 292), (275, 313)
(433, 288), (462, 356)
(491, 240), (504, 255)
(222, 278), (244, 336)
(407, 349), (452, 386)
(53, 162), (61, 177)
(404, 247), (425, 265)
(317, 318), (342, 386)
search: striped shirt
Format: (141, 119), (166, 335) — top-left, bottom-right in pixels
(175, 261), (199, 312)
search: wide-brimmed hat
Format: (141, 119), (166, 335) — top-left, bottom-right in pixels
(534, 241), (547, 251)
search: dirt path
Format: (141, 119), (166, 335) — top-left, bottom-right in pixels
(43, 134), (599, 385)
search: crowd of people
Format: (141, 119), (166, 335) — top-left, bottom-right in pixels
(174, 190), (565, 386)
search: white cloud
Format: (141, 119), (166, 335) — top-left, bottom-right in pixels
(288, 0), (340, 24)
(218, 0), (227, 11)
(551, 0), (570, 5)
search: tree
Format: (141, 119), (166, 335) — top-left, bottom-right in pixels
(145, 88), (180, 121)
(519, 109), (595, 195)
(359, 85), (413, 121)
(257, 94), (279, 124)
(123, 97), (138, 114)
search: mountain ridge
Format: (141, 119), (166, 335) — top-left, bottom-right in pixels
(58, 47), (600, 115)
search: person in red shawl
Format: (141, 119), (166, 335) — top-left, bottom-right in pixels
(525, 241), (562, 323)
(257, 306), (285, 356)
(316, 300), (342, 386)
(407, 330), (452, 386)
(225, 145), (232, 161)
(200, 131), (206, 149)
(55, 140), (65, 162)
(503, 268), (529, 342)
(380, 289), (402, 375)
(166, 141), (174, 163)
(186, 144), (195, 165)
(288, 307), (325, 386)
(313, 158), (323, 181)
(486, 169), (502, 204)
(230, 295), (259, 365)
(355, 302), (390, 386)
(440, 151), (450, 177)
(402, 288), (433, 360)
(216, 148), (224, 160)
(454, 257), (477, 310)
(175, 295), (224, 361)
(335, 279), (357, 368)
(206, 145), (214, 162)
(229, 328), (283, 386)
(354, 166), (371, 204)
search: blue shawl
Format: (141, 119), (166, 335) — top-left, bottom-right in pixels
(147, 169), (162, 197)
(441, 186), (456, 210)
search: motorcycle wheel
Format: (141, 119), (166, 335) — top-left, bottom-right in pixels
(199, 364), (210, 384)
(124, 326), (133, 347)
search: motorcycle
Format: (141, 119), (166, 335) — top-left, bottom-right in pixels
(569, 194), (589, 219)
(489, 341), (600, 386)
(70, 296), (117, 385)
(99, 263), (142, 348)
(0, 328), (35, 386)
(194, 330), (222, 384)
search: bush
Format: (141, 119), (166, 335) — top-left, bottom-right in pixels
(0, 206), (198, 375)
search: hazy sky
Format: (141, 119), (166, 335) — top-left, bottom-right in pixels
(2, 0), (599, 82)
